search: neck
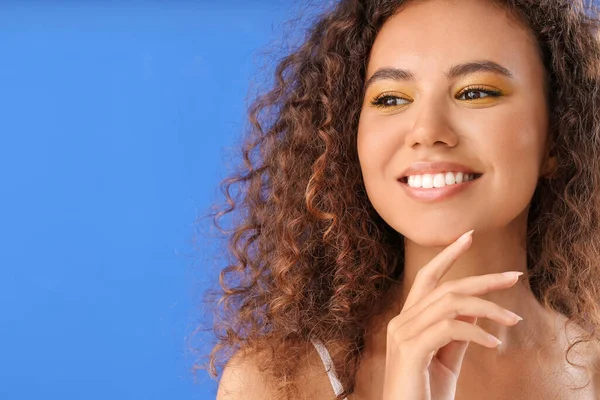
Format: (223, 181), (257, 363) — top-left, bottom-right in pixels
(402, 219), (529, 309)
(365, 215), (557, 359)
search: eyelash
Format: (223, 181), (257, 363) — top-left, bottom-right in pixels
(370, 86), (502, 109)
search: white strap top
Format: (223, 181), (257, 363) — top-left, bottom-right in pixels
(310, 338), (348, 400)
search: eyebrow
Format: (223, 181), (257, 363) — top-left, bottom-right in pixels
(363, 60), (514, 91)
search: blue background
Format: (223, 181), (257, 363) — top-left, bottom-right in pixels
(0, 1), (324, 399)
(6, 1), (598, 399)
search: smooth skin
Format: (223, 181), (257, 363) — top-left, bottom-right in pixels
(217, 0), (599, 398)
(354, 0), (596, 398)
(382, 229), (523, 399)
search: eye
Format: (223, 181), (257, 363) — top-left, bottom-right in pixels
(457, 86), (502, 101)
(370, 94), (411, 109)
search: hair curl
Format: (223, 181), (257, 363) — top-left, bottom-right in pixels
(191, 0), (600, 398)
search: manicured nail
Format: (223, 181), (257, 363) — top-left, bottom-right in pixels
(488, 334), (502, 347)
(501, 271), (524, 279)
(459, 229), (474, 243)
(504, 310), (523, 322)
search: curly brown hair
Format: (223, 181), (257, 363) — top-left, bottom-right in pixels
(190, 0), (600, 398)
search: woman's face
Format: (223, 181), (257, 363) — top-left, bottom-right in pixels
(357, 0), (550, 246)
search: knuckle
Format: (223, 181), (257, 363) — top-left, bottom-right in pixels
(387, 315), (405, 332)
(437, 318), (455, 331)
(387, 318), (398, 331)
(441, 291), (460, 303)
(440, 292), (470, 317)
(387, 320), (407, 343)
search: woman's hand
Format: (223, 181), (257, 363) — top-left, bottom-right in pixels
(382, 230), (524, 400)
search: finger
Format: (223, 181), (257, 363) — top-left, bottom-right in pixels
(403, 229), (474, 311)
(402, 319), (501, 370)
(400, 271), (522, 324)
(396, 293), (522, 344)
(433, 315), (477, 358)
(435, 316), (476, 369)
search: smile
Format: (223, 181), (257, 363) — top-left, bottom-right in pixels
(398, 173), (483, 202)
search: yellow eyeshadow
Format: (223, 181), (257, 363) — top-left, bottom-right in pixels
(453, 73), (513, 93)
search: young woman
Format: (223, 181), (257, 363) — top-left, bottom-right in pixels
(201, 0), (600, 398)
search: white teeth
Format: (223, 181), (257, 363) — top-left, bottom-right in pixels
(433, 173), (445, 188)
(414, 175), (422, 187)
(422, 174), (433, 188)
(405, 171), (478, 188)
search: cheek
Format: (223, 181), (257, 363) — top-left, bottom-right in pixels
(357, 116), (402, 218)
(357, 115), (397, 180)
(477, 106), (547, 219)
(487, 99), (547, 179)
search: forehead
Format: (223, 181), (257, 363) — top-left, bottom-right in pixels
(367, 0), (543, 82)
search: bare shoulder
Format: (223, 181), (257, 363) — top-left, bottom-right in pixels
(216, 348), (276, 400)
(216, 343), (336, 400)
(545, 311), (600, 398)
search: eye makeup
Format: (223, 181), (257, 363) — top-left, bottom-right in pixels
(369, 85), (503, 110)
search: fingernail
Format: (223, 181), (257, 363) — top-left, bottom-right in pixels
(459, 229), (474, 243)
(501, 271), (524, 279)
(488, 334), (502, 347)
(504, 310), (523, 321)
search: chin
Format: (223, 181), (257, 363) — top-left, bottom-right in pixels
(399, 225), (476, 248)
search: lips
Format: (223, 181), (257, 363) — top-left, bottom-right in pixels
(399, 172), (483, 184)
(398, 172), (483, 202)
(398, 160), (482, 181)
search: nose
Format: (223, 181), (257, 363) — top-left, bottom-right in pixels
(404, 100), (459, 149)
